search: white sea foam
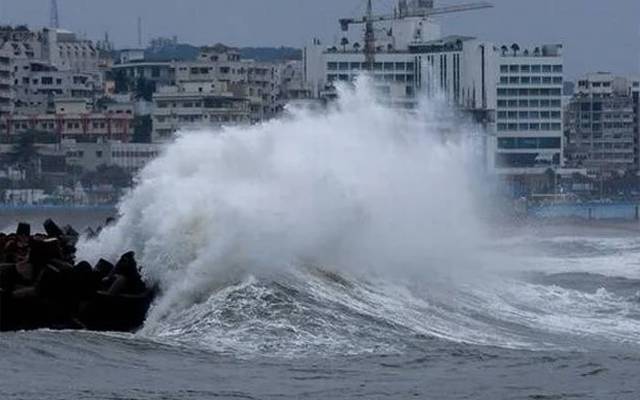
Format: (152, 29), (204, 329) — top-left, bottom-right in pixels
(77, 78), (640, 355)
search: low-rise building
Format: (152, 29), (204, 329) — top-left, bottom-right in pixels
(64, 140), (162, 172)
(151, 84), (250, 142)
(1, 98), (134, 142)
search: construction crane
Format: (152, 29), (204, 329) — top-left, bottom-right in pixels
(50, 0), (60, 29)
(339, 0), (493, 31)
(339, 0), (492, 66)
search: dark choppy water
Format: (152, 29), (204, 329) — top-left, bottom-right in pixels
(2, 212), (640, 399)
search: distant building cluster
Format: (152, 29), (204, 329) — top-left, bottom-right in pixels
(0, 25), (309, 205)
(1, 0), (640, 204)
(303, 0), (640, 197)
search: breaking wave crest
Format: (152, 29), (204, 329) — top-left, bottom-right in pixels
(77, 79), (640, 356)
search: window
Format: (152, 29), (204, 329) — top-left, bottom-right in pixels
(553, 65), (563, 73)
(509, 65), (519, 73)
(521, 65), (530, 73)
(327, 62), (337, 70)
(531, 65), (541, 73)
(542, 65), (552, 73)
(383, 62), (394, 70)
(338, 62), (349, 70)
(500, 65), (508, 73)
(395, 62), (405, 70)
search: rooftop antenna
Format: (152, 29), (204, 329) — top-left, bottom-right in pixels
(137, 16), (143, 48)
(50, 0), (60, 29)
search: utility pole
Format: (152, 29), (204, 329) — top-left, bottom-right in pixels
(137, 16), (143, 48)
(50, 0), (60, 29)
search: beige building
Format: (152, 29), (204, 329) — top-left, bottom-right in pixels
(152, 84), (250, 142)
(565, 72), (637, 174)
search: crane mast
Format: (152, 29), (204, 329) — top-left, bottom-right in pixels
(339, 0), (493, 67)
(364, 0), (376, 67)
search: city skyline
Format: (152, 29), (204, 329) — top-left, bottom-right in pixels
(0, 0), (639, 80)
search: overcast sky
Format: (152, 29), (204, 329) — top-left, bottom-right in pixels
(1, 0), (639, 80)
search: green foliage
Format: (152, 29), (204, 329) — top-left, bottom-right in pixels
(135, 78), (155, 101)
(9, 132), (38, 164)
(113, 69), (131, 94)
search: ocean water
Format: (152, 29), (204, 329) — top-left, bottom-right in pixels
(2, 80), (640, 399)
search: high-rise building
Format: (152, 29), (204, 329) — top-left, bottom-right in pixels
(564, 72), (636, 174)
(304, 1), (566, 178)
(489, 45), (564, 174)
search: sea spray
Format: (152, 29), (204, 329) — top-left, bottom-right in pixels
(77, 78), (503, 353)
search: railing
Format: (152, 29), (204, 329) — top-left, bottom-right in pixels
(529, 202), (640, 220)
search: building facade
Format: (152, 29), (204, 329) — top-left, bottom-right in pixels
(565, 73), (637, 174)
(1, 98), (134, 142)
(151, 84), (250, 142)
(490, 45), (564, 174)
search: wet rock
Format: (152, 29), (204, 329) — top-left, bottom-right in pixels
(0, 263), (18, 292)
(15, 259), (35, 282)
(16, 223), (31, 237)
(43, 219), (64, 238)
(0, 221), (155, 333)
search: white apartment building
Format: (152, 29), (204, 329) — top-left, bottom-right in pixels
(0, 26), (103, 116)
(54, 30), (100, 74)
(11, 60), (100, 114)
(489, 44), (564, 174)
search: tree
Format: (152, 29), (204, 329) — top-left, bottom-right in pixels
(8, 132), (40, 183)
(113, 69), (131, 94)
(533, 47), (541, 56)
(132, 115), (152, 143)
(81, 164), (132, 189)
(353, 42), (361, 52)
(340, 37), (349, 52)
(134, 77), (155, 102)
(511, 43), (520, 57)
(500, 45), (508, 56)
